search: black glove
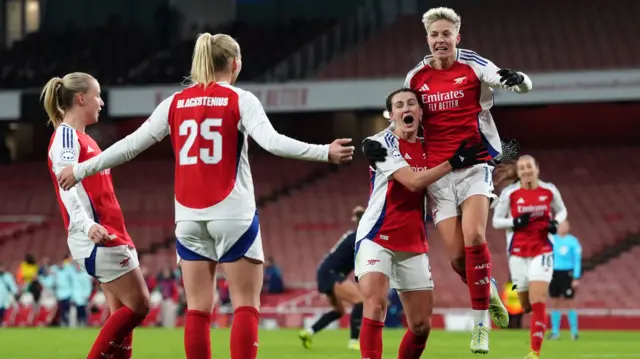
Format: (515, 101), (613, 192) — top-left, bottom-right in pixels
(497, 68), (524, 87)
(548, 219), (559, 235)
(513, 213), (531, 229)
(448, 141), (487, 170)
(500, 137), (521, 163)
(362, 139), (387, 169)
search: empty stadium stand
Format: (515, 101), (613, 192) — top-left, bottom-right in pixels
(128, 20), (337, 85)
(0, 18), (336, 88)
(315, 0), (640, 79)
(0, 16), (161, 88)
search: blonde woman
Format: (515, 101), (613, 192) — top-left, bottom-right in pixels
(56, 34), (354, 359)
(43, 72), (149, 359)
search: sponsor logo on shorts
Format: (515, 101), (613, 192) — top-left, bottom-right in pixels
(366, 259), (380, 266)
(119, 257), (130, 268)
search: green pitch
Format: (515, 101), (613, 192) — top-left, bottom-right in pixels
(0, 328), (637, 359)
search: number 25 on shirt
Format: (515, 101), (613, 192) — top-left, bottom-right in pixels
(178, 118), (223, 165)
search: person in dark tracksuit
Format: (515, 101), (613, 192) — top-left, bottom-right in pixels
(298, 206), (365, 351)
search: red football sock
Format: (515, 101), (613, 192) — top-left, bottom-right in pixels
(87, 307), (144, 359)
(184, 310), (211, 359)
(530, 302), (547, 354)
(111, 332), (133, 359)
(465, 243), (492, 310)
(360, 317), (384, 359)
(451, 261), (467, 284)
(397, 329), (429, 359)
(230, 306), (260, 359)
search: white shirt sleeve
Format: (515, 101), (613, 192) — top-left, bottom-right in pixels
(49, 126), (97, 235)
(548, 183), (568, 223)
(74, 95), (172, 181)
(492, 185), (514, 229)
(403, 71), (412, 88)
(374, 132), (409, 177)
(474, 56), (533, 93)
(239, 90), (329, 162)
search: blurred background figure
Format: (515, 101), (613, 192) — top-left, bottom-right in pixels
(263, 256), (285, 294)
(52, 255), (74, 327)
(71, 262), (93, 327)
(384, 289), (403, 328)
(156, 263), (180, 328)
(0, 262), (19, 326)
(501, 279), (523, 329)
(549, 220), (582, 340)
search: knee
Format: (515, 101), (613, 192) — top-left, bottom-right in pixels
(364, 295), (387, 319)
(464, 229), (486, 246)
(132, 295), (151, 318)
(407, 316), (432, 336)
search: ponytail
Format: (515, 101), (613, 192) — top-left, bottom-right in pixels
(190, 33), (217, 85)
(189, 32), (240, 86)
(41, 77), (65, 128)
(40, 72), (94, 128)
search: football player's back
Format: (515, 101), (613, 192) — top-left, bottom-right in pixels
(168, 83), (255, 221)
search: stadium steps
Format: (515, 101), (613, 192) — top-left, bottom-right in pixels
(582, 233), (640, 273)
(258, 0), (394, 82)
(0, 215), (48, 246)
(257, 164), (338, 207)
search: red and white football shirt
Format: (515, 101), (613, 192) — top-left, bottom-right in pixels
(356, 130), (429, 254)
(493, 181), (568, 257)
(404, 48), (532, 168)
(48, 124), (133, 259)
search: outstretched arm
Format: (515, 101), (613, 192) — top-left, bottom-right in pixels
(240, 91), (330, 161)
(72, 96), (172, 181)
(476, 56), (533, 93)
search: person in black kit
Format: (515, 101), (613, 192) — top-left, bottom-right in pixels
(298, 206), (365, 351)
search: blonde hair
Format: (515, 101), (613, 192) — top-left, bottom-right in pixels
(422, 7), (462, 33)
(190, 32), (240, 86)
(41, 72), (95, 128)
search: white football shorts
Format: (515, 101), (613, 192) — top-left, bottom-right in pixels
(175, 211), (264, 263)
(427, 163), (498, 225)
(354, 239), (433, 291)
(76, 245), (139, 283)
(508, 252), (554, 292)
